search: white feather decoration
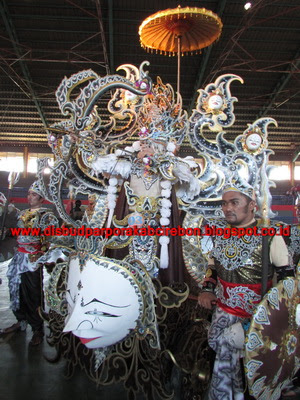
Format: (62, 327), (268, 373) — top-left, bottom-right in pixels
(159, 236), (170, 269)
(161, 188), (171, 198)
(92, 155), (132, 179)
(166, 142), (176, 153)
(160, 180), (172, 189)
(161, 198), (172, 208)
(160, 217), (170, 226)
(160, 207), (171, 218)
(132, 141), (141, 151)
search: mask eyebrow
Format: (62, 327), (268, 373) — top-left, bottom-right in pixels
(81, 297), (130, 308)
(85, 310), (120, 318)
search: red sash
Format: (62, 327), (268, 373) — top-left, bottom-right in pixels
(17, 242), (42, 255)
(217, 277), (272, 318)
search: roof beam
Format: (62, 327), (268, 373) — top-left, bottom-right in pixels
(64, 0), (110, 74)
(187, 0), (227, 114)
(108, 0), (114, 72)
(95, 0), (110, 74)
(0, 0), (48, 128)
(256, 46), (300, 119)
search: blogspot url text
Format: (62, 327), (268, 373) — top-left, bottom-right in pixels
(10, 224), (291, 238)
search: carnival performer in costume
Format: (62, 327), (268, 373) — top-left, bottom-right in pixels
(39, 62), (285, 397)
(0, 193), (18, 262)
(47, 65), (201, 282)
(0, 181), (58, 346)
(70, 199), (84, 221)
(286, 186), (300, 270)
(85, 194), (98, 220)
(280, 186), (300, 400)
(89, 127), (200, 282)
(198, 185), (291, 400)
(0, 172), (20, 261)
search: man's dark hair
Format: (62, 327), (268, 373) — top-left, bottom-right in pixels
(240, 192), (255, 214)
(241, 193), (253, 205)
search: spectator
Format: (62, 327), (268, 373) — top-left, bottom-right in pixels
(70, 199), (84, 221)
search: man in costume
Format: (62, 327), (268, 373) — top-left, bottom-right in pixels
(289, 193), (300, 269)
(281, 188), (300, 400)
(0, 192), (18, 262)
(198, 185), (291, 400)
(0, 181), (55, 346)
(70, 199), (84, 221)
(85, 194), (98, 220)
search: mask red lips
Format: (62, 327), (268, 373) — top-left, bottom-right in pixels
(80, 336), (102, 344)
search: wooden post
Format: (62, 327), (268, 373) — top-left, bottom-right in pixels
(23, 146), (28, 178)
(291, 160), (295, 187)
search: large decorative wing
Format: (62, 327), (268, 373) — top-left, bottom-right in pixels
(47, 62), (152, 160)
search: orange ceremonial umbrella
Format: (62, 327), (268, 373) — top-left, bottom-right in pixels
(139, 5), (222, 97)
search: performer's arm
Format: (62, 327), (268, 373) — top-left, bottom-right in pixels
(198, 258), (217, 309)
(270, 235), (294, 281)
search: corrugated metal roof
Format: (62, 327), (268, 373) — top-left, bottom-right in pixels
(0, 0), (299, 160)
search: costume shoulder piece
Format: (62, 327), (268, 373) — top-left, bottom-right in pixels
(19, 207), (58, 230)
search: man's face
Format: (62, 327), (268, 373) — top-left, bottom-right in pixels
(221, 191), (255, 226)
(88, 195), (97, 207)
(27, 190), (43, 209)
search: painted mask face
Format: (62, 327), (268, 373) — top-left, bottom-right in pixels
(65, 257), (82, 315)
(207, 94), (223, 110)
(64, 256), (143, 349)
(245, 133), (262, 151)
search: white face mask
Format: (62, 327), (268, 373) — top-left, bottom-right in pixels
(207, 94), (223, 110)
(64, 256), (143, 349)
(245, 133), (262, 151)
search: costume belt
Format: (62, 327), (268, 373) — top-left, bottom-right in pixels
(217, 277), (272, 318)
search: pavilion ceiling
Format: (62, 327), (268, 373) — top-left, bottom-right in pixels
(0, 0), (299, 161)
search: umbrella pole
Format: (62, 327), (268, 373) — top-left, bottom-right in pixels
(177, 35), (181, 98)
